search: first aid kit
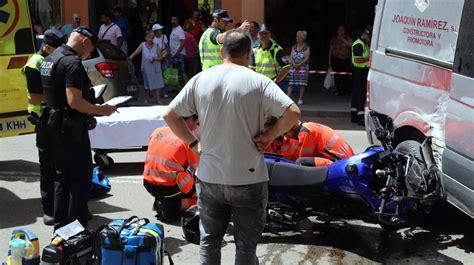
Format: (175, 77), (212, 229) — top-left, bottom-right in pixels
(97, 216), (173, 265)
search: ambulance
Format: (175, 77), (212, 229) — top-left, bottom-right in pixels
(367, 0), (473, 217)
(0, 0), (36, 137)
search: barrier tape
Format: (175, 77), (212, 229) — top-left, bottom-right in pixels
(289, 70), (352, 75)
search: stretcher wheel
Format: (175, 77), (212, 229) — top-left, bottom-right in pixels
(94, 153), (114, 167)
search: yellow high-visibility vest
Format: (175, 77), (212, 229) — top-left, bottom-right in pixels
(199, 27), (223, 70)
(351, 38), (369, 68)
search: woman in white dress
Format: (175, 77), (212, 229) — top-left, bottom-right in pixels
(129, 30), (164, 104)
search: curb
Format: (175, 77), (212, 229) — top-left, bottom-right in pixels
(300, 109), (349, 118)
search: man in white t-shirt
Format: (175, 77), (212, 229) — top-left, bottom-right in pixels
(164, 29), (300, 265)
(170, 16), (188, 85)
(98, 12), (122, 48)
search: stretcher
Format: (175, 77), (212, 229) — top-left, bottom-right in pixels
(88, 106), (168, 166)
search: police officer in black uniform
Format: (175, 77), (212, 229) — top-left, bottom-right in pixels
(40, 27), (117, 229)
(23, 29), (66, 226)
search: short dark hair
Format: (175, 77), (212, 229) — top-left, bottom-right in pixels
(113, 6), (123, 13)
(222, 29), (251, 58)
(101, 12), (112, 19)
(251, 21), (259, 29)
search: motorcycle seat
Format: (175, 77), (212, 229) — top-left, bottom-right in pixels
(266, 161), (328, 192)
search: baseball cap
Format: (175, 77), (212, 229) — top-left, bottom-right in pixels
(152, 23), (164, 31)
(259, 24), (270, 33)
(212, 9), (233, 22)
(73, 26), (98, 46)
(43, 29), (66, 48)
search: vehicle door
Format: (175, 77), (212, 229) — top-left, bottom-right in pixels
(443, 0), (474, 218)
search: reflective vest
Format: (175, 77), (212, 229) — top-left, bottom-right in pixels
(22, 53), (44, 116)
(252, 42), (283, 79)
(143, 127), (199, 196)
(199, 27), (223, 70)
(265, 137), (299, 161)
(351, 38), (369, 68)
(298, 122), (355, 161)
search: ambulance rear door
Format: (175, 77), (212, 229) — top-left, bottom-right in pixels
(0, 0), (36, 137)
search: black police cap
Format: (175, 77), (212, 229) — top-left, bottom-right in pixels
(73, 26), (98, 46)
(43, 29), (66, 48)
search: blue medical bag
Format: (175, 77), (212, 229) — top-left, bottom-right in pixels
(97, 216), (172, 265)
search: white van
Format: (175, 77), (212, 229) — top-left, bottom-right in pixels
(366, 0), (473, 218)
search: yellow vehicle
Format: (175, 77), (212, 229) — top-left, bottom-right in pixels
(0, 0), (36, 137)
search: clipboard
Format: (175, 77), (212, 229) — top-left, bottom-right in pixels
(92, 84), (107, 100)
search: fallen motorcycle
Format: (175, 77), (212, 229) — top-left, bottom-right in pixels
(182, 113), (444, 244)
(265, 112), (443, 230)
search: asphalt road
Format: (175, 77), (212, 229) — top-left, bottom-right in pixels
(0, 117), (472, 264)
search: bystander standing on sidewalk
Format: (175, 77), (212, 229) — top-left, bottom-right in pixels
(164, 29), (300, 265)
(98, 12), (123, 48)
(287, 30), (311, 105)
(170, 16), (188, 86)
(129, 30), (164, 104)
(60, 14), (81, 37)
(184, 23), (199, 79)
(113, 6), (130, 55)
(328, 25), (352, 96)
(184, 10), (205, 44)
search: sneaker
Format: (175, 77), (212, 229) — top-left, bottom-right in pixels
(43, 214), (54, 226)
(297, 99), (303, 105)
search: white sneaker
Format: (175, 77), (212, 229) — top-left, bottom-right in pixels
(297, 99), (303, 105)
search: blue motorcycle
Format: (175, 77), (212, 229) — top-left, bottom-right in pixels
(264, 113), (442, 230)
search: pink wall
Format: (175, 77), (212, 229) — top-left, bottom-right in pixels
(62, 0), (89, 28)
(222, 0), (264, 27)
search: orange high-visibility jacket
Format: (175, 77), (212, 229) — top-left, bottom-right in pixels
(298, 122), (354, 161)
(143, 127), (199, 194)
(265, 137), (299, 161)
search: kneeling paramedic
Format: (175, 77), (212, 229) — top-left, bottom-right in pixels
(40, 27), (117, 230)
(266, 117), (354, 166)
(143, 115), (200, 222)
(23, 29), (66, 226)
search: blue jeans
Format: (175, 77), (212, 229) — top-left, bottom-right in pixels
(196, 180), (268, 265)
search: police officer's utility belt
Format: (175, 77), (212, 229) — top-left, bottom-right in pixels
(46, 107), (91, 141)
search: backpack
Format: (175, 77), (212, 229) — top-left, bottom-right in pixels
(96, 216), (173, 265)
(88, 166), (111, 199)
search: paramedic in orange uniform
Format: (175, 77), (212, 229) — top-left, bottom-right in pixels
(143, 115), (200, 222)
(265, 117), (354, 166)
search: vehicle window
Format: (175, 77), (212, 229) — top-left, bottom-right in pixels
(96, 41), (126, 60)
(377, 0), (464, 65)
(453, 1), (474, 78)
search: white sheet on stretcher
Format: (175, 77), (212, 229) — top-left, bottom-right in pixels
(89, 106), (168, 149)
